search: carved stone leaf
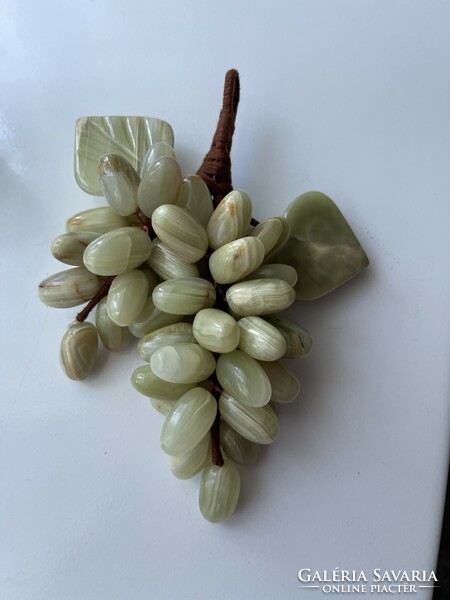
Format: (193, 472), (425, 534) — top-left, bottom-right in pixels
(74, 116), (174, 195)
(278, 191), (369, 300)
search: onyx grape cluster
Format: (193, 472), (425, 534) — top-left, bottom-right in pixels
(37, 130), (312, 523)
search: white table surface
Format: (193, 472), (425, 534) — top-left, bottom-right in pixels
(1, 1), (450, 598)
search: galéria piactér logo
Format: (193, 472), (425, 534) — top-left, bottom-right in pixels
(297, 569), (439, 594)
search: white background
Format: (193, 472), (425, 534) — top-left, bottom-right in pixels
(1, 1), (450, 599)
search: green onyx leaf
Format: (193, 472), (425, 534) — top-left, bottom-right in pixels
(75, 116), (174, 195)
(278, 191), (369, 300)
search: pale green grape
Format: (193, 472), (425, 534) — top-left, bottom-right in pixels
(152, 277), (216, 315)
(66, 206), (129, 235)
(106, 269), (149, 326)
(147, 237), (200, 280)
(38, 267), (100, 308)
(250, 217), (283, 256)
(83, 227), (152, 276)
(95, 298), (133, 352)
(266, 316), (313, 358)
(243, 263), (298, 287)
(170, 434), (211, 479)
(149, 398), (177, 416)
(219, 392), (279, 444)
(152, 204), (208, 263)
(262, 216), (290, 262)
(141, 142), (176, 177)
(259, 360), (300, 403)
(137, 156), (182, 217)
(199, 460), (240, 523)
(98, 154), (140, 216)
(128, 296), (183, 338)
(216, 350), (271, 407)
(60, 321), (98, 381)
(150, 343), (216, 384)
(208, 237), (265, 284)
(176, 174), (213, 227)
(51, 231), (98, 266)
(226, 278), (296, 316)
(192, 308), (239, 353)
(207, 189), (252, 249)
(160, 387), (217, 455)
(138, 323), (196, 362)
(237, 316), (286, 361)
(220, 421), (260, 465)
(131, 364), (194, 400)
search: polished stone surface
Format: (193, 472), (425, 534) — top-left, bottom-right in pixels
(98, 154), (140, 216)
(66, 207), (129, 235)
(151, 204), (208, 263)
(192, 308), (239, 353)
(207, 189), (252, 250)
(137, 156), (182, 218)
(216, 349), (272, 407)
(83, 226), (152, 276)
(131, 364), (194, 400)
(150, 343), (216, 383)
(160, 387), (217, 455)
(38, 267), (100, 308)
(208, 236), (265, 284)
(226, 278), (296, 316)
(106, 269), (149, 326)
(51, 231), (98, 266)
(137, 323), (196, 362)
(75, 116), (174, 196)
(147, 237), (200, 280)
(152, 277), (216, 315)
(176, 175), (214, 228)
(128, 296), (183, 338)
(141, 142), (176, 177)
(278, 191), (369, 299)
(199, 460), (241, 523)
(237, 316), (286, 361)
(220, 421), (261, 464)
(219, 392), (280, 445)
(96, 297), (134, 352)
(59, 321), (98, 381)
(170, 434), (210, 480)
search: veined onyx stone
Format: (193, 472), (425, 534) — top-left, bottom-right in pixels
(278, 191), (369, 300)
(75, 116), (174, 195)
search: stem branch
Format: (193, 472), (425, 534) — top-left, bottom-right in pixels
(76, 276), (114, 322)
(207, 374), (225, 467)
(210, 411), (224, 467)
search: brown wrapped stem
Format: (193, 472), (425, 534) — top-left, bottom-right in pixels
(197, 69), (240, 204)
